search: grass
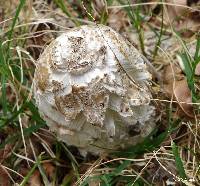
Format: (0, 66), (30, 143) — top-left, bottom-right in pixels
(0, 0), (200, 185)
(85, 109), (181, 185)
(178, 37), (200, 103)
(117, 0), (146, 56)
(53, 0), (80, 26)
(171, 141), (187, 181)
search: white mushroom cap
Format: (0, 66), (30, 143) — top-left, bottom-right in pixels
(34, 25), (155, 156)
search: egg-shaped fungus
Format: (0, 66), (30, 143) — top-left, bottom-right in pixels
(34, 25), (155, 156)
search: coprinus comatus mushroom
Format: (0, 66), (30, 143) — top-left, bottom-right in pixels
(34, 25), (155, 156)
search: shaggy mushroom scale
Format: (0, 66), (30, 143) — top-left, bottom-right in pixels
(34, 25), (155, 156)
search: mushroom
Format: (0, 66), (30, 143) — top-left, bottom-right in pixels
(33, 25), (155, 156)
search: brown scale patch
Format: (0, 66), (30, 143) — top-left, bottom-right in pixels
(67, 60), (92, 74)
(55, 93), (80, 119)
(54, 86), (86, 113)
(98, 46), (107, 56)
(68, 36), (84, 53)
(48, 40), (60, 70)
(37, 66), (49, 92)
(52, 80), (63, 93)
(92, 92), (109, 110)
(56, 94), (78, 110)
(72, 85), (86, 93)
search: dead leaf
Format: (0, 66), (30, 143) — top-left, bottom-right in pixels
(108, 9), (128, 32)
(92, 0), (105, 13)
(176, 18), (200, 33)
(0, 166), (10, 186)
(163, 64), (183, 84)
(195, 62), (200, 75)
(163, 64), (183, 96)
(164, 0), (200, 33)
(29, 170), (42, 186)
(163, 65), (194, 117)
(174, 79), (194, 117)
(24, 163), (55, 186)
(164, 0), (188, 25)
(0, 7), (4, 23)
(166, 0), (188, 17)
(43, 162), (55, 180)
(146, 159), (177, 184)
(89, 180), (101, 186)
(0, 144), (12, 163)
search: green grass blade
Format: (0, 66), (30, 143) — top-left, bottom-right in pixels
(20, 162), (38, 186)
(153, 4), (164, 59)
(6, 0), (26, 60)
(1, 0), (26, 115)
(101, 175), (111, 186)
(172, 142), (187, 180)
(112, 160), (130, 175)
(0, 122), (45, 149)
(179, 53), (193, 81)
(53, 0), (80, 26)
(0, 40), (9, 115)
(178, 53), (193, 86)
(60, 174), (73, 186)
(100, 0), (114, 25)
(194, 37), (200, 61)
(0, 101), (27, 128)
(20, 153), (50, 186)
(1, 76), (7, 115)
(117, 0), (145, 55)
(0, 41), (11, 78)
(61, 142), (79, 167)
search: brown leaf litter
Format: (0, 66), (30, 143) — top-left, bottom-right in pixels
(163, 64), (194, 117)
